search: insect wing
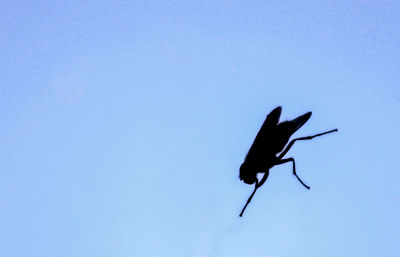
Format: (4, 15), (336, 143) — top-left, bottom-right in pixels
(245, 106), (282, 160)
(290, 111), (312, 135)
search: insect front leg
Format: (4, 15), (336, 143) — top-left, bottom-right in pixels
(278, 129), (338, 159)
(256, 171), (270, 188)
(278, 158), (310, 190)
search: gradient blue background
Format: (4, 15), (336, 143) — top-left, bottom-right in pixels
(1, 1), (400, 256)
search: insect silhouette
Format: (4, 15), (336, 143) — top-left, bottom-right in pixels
(239, 106), (337, 217)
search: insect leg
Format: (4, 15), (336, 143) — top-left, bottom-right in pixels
(278, 158), (310, 190)
(278, 129), (338, 159)
(257, 171), (270, 188)
(239, 178), (259, 217)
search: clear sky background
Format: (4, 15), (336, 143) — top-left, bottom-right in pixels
(1, 1), (400, 257)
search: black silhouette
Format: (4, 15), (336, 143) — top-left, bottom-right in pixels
(239, 106), (337, 217)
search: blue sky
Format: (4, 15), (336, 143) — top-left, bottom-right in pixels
(1, 1), (400, 256)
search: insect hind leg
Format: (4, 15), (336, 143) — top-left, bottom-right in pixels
(278, 129), (338, 159)
(278, 158), (310, 190)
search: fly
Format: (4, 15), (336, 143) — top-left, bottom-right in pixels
(239, 106), (337, 217)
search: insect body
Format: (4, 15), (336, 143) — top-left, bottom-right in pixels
(239, 106), (337, 217)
